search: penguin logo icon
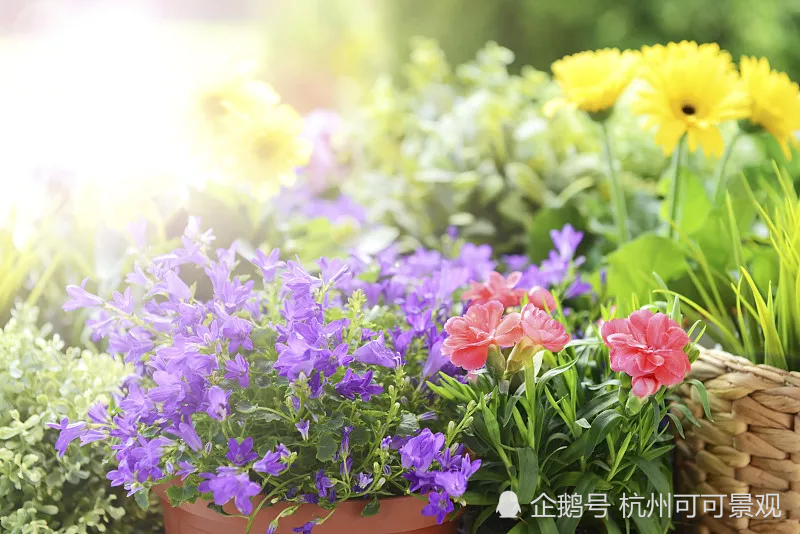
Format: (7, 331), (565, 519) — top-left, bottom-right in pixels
(496, 491), (521, 518)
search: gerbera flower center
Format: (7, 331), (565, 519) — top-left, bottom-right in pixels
(681, 104), (697, 116)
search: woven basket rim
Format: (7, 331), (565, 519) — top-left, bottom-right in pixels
(697, 347), (800, 386)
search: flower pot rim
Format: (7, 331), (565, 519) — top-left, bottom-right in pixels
(154, 480), (455, 534)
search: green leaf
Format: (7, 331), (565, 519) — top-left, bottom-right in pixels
(134, 488), (150, 511)
(252, 411), (282, 423)
(537, 359), (578, 389)
(471, 506), (496, 534)
(576, 391), (617, 421)
(686, 379), (715, 422)
(515, 447), (539, 503)
(603, 516), (624, 534)
(39, 504), (59, 515)
(235, 401), (257, 414)
(396, 412), (420, 436)
(532, 516), (560, 534)
(631, 509), (662, 534)
(606, 234), (687, 304)
(739, 268), (788, 369)
(556, 473), (599, 534)
(361, 497), (380, 517)
(659, 168), (711, 236)
(316, 435), (338, 462)
(481, 396), (503, 448)
(671, 402), (700, 428)
(667, 412), (685, 439)
(632, 457), (671, 497)
(525, 206), (586, 264)
(462, 491), (498, 505)
(166, 483), (200, 505)
(584, 411), (624, 458)
(0, 427), (20, 440)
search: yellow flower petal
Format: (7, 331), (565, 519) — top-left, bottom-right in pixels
(653, 120), (686, 155)
(550, 48), (639, 114)
(740, 56), (800, 161)
(632, 41), (749, 156)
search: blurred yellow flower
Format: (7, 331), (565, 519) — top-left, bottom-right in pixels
(545, 48), (639, 116)
(632, 41), (749, 157)
(197, 71), (311, 199)
(740, 56), (800, 159)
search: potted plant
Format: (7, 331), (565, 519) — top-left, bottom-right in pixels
(542, 40), (800, 533)
(665, 169), (800, 533)
(52, 219), (492, 534)
(427, 237), (709, 533)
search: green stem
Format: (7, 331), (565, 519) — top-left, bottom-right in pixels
(711, 130), (742, 205)
(667, 136), (686, 240)
(601, 122), (630, 243)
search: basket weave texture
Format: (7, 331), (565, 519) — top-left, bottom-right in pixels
(675, 348), (800, 534)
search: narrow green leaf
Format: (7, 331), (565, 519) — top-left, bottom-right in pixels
(556, 473), (599, 534)
(515, 447), (539, 503)
(462, 492), (498, 505)
(686, 379), (715, 422)
(667, 412), (685, 439)
(481, 396), (503, 448)
(532, 517), (560, 534)
(584, 411), (624, 458)
(603, 516), (623, 534)
(471, 506), (495, 534)
(632, 457), (671, 497)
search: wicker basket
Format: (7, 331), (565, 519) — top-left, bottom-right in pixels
(674, 348), (800, 534)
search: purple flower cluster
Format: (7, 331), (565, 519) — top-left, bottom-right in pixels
(512, 225), (592, 299)
(58, 219), (302, 507)
(341, 242), (495, 381)
(54, 217), (493, 528)
(399, 429), (481, 524)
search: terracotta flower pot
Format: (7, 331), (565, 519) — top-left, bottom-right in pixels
(674, 348), (800, 534)
(153, 484), (458, 534)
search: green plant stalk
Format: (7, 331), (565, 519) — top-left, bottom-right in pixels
(711, 129), (742, 205)
(667, 136), (687, 240)
(601, 122), (630, 243)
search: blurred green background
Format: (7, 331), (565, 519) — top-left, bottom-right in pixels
(263, 0), (800, 109)
(3, 0), (799, 109)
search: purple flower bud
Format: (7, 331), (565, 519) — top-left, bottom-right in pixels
(296, 420), (310, 441)
(47, 418), (87, 457)
(63, 278), (104, 312)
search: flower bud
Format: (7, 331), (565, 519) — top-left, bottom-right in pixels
(625, 393), (646, 415)
(528, 286), (557, 312)
(486, 344), (507, 378)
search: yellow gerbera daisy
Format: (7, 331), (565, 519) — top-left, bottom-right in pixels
(632, 41), (750, 157)
(740, 56), (800, 159)
(545, 48), (639, 117)
(197, 72), (311, 199)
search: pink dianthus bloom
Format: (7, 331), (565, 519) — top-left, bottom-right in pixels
(601, 309), (691, 398)
(462, 272), (526, 308)
(442, 301), (522, 370)
(519, 304), (571, 352)
(527, 286), (557, 313)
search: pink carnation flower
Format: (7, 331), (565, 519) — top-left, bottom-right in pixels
(462, 272), (526, 308)
(527, 286), (557, 312)
(601, 310), (691, 398)
(442, 301), (522, 370)
(519, 304), (571, 352)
